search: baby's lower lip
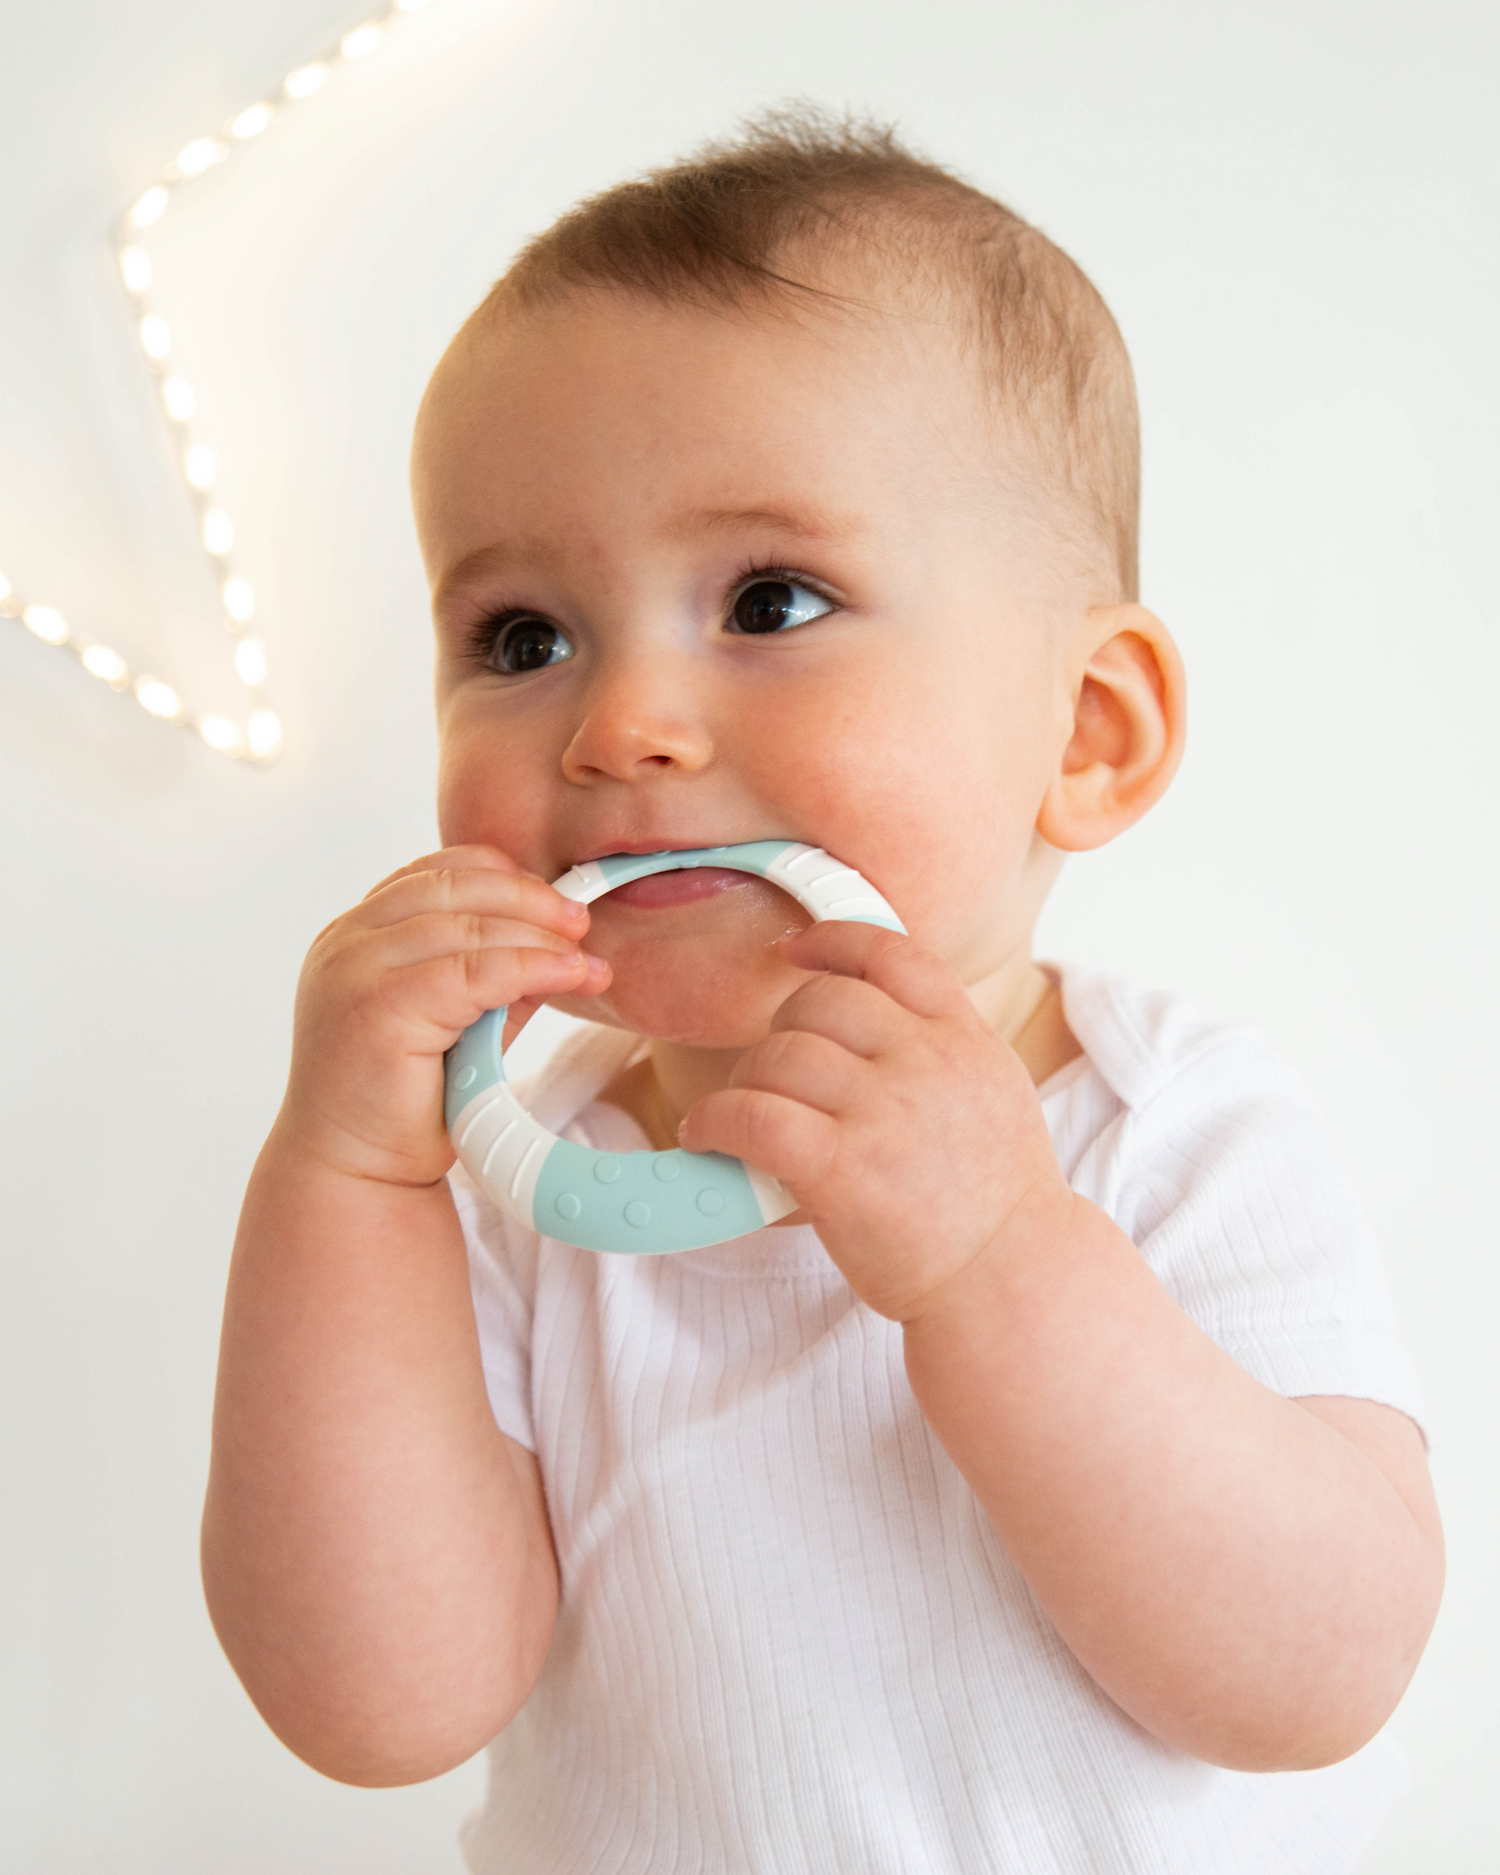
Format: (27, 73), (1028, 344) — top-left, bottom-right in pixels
(603, 867), (755, 911)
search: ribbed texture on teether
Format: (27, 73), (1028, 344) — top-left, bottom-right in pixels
(450, 1083), (555, 1218)
(767, 844), (905, 930)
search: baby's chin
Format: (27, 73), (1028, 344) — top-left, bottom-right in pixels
(550, 894), (809, 1048)
(550, 977), (777, 1050)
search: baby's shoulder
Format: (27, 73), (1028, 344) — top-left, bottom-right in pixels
(1051, 965), (1424, 1425)
(1048, 965), (1350, 1238)
(1056, 965), (1316, 1124)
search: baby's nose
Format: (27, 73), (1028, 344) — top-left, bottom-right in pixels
(560, 668), (713, 782)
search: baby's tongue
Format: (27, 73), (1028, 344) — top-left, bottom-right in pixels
(605, 867), (755, 911)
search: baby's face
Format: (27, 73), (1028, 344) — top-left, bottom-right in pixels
(414, 281), (1086, 1047)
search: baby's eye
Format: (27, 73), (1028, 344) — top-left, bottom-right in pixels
(488, 617), (575, 674)
(728, 577), (834, 636)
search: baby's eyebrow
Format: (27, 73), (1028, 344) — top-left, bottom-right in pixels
(432, 506), (866, 615)
(664, 502), (868, 544)
(431, 538), (550, 616)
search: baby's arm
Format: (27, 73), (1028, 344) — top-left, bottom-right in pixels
(901, 1213), (1440, 1771)
(202, 848), (607, 1784)
(684, 922), (1444, 1773)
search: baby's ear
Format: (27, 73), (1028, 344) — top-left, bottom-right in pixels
(1036, 604), (1186, 852)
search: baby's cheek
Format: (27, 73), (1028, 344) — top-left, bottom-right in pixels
(434, 747), (555, 873)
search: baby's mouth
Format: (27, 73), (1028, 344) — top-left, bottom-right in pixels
(602, 867), (756, 911)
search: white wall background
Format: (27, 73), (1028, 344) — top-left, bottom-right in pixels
(2, 0), (1494, 1867)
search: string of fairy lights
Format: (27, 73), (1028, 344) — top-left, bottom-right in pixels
(0, 0), (435, 764)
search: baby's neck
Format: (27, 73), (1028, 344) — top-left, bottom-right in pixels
(598, 956), (1079, 1155)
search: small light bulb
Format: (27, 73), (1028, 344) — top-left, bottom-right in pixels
(140, 314), (172, 360)
(284, 63), (329, 99)
(223, 576), (256, 622)
(248, 709), (282, 757)
(184, 444), (217, 490)
(231, 103), (274, 139)
(130, 186), (170, 229)
(23, 604), (68, 645)
(199, 714), (245, 755)
(175, 137), (228, 177)
(234, 636), (267, 686)
(162, 376), (196, 421)
(119, 246), (152, 293)
(135, 677), (182, 719)
(341, 22), (384, 57)
(202, 509), (235, 555)
(82, 644), (129, 686)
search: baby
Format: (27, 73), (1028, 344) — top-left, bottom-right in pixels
(203, 115), (1442, 1872)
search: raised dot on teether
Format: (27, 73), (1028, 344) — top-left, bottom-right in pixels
(594, 1157), (621, 1184)
(653, 1155), (681, 1182)
(624, 1201), (651, 1227)
(455, 1065), (477, 1089)
(555, 1192), (582, 1220)
(696, 1188), (725, 1217)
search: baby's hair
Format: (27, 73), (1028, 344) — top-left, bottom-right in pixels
(483, 105), (1139, 599)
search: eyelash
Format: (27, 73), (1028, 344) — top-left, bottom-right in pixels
(466, 610), (524, 665)
(466, 562), (840, 667)
(725, 561), (840, 622)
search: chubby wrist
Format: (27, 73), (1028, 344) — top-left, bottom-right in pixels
(262, 1100), (455, 1195)
(898, 1172), (1084, 1334)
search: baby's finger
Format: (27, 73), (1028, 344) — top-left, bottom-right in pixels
(730, 1026), (869, 1118)
(364, 844), (528, 899)
(680, 1087), (839, 1190)
(366, 909), (591, 970)
(767, 969), (906, 1060)
(777, 922), (968, 1021)
(385, 944), (607, 1037)
(359, 865), (590, 941)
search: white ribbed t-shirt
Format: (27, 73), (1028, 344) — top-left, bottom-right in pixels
(451, 967), (1427, 1875)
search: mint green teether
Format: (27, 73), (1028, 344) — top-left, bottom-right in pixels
(444, 841), (904, 1254)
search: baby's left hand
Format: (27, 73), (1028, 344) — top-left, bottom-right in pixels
(679, 923), (1073, 1321)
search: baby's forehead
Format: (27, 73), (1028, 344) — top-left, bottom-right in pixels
(424, 264), (1029, 493)
(414, 278), (1051, 583)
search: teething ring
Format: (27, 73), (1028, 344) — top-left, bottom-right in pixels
(444, 840), (905, 1254)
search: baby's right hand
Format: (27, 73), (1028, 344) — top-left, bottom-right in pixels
(277, 845), (609, 1187)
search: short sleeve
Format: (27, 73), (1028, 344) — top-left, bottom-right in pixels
(1103, 1031), (1429, 1438)
(449, 1163), (538, 1451)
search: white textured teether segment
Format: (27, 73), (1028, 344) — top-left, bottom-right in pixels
(444, 841), (904, 1255)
